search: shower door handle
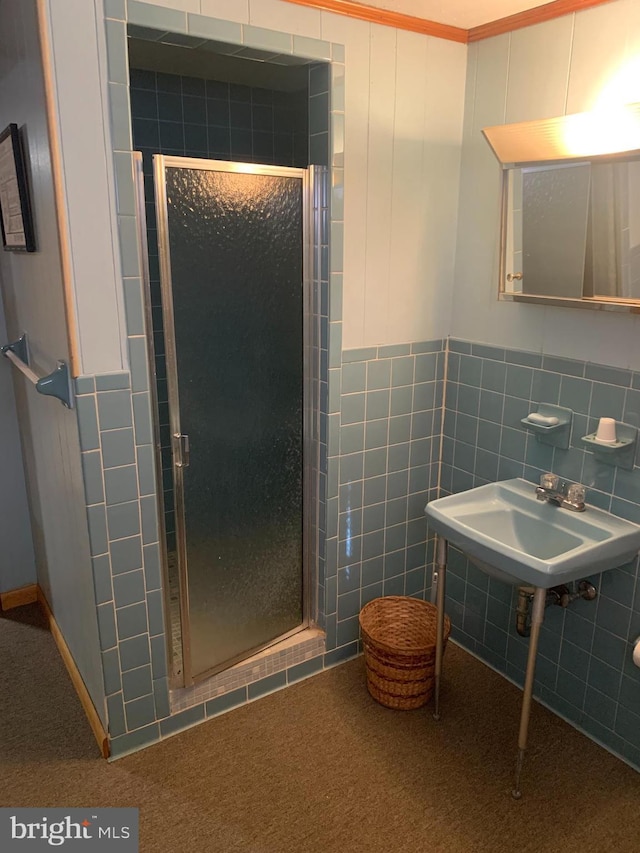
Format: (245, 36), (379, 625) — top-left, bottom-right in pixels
(174, 433), (190, 468)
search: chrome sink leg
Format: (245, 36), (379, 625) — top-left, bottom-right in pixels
(433, 536), (448, 722)
(512, 586), (545, 799)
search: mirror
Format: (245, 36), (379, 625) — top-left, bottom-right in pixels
(483, 104), (640, 311)
(504, 158), (640, 305)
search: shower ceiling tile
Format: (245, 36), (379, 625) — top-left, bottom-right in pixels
(269, 54), (312, 66)
(159, 33), (207, 49)
(198, 39), (245, 56)
(127, 24), (168, 42)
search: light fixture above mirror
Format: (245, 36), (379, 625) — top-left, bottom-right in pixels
(483, 103), (640, 166)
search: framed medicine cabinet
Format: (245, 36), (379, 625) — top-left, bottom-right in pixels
(483, 103), (640, 313)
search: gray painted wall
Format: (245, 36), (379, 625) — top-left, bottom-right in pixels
(0, 295), (36, 593)
(0, 0), (105, 723)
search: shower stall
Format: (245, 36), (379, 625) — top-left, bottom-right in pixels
(128, 43), (324, 687)
(135, 152), (316, 686)
(156, 156), (312, 683)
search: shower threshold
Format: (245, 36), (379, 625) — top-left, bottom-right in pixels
(170, 626), (325, 715)
(167, 551), (322, 706)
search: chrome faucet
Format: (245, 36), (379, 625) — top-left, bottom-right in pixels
(535, 473), (586, 512)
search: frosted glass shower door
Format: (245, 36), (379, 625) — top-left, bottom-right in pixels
(155, 157), (308, 682)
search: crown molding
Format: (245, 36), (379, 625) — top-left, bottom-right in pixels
(467, 0), (616, 41)
(284, 0), (616, 44)
(283, 0), (467, 43)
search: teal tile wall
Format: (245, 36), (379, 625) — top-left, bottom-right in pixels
(75, 373), (169, 747)
(314, 165), (329, 629)
(95, 3), (640, 771)
(438, 339), (640, 770)
(98, 0), (345, 758)
(323, 340), (445, 655)
(129, 64), (310, 552)
(129, 66), (309, 167)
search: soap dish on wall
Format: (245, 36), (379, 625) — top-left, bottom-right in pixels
(521, 403), (573, 450)
(581, 422), (637, 470)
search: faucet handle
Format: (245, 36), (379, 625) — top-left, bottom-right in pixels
(566, 483), (586, 505)
(539, 472), (559, 490)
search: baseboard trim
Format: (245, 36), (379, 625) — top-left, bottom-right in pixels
(0, 584), (39, 610)
(36, 588), (110, 759)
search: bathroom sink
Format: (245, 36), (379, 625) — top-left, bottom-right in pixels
(425, 478), (640, 588)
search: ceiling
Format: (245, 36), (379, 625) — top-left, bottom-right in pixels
(348, 0), (570, 29)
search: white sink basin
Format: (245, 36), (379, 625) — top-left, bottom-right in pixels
(425, 478), (640, 588)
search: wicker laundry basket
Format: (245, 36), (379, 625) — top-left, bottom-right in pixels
(359, 596), (451, 710)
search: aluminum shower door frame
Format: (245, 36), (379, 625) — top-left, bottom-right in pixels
(154, 155), (315, 687)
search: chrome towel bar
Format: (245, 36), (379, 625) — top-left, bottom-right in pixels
(1, 333), (74, 409)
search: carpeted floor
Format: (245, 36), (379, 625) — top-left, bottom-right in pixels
(1, 603), (639, 852)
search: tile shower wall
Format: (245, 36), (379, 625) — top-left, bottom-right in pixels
(99, 1), (346, 757)
(128, 67), (309, 169)
(324, 341), (445, 656)
(128, 66), (310, 551)
(439, 339), (640, 769)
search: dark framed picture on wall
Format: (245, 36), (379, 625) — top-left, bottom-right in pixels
(0, 123), (35, 252)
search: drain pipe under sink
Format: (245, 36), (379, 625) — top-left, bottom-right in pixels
(516, 581), (598, 636)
